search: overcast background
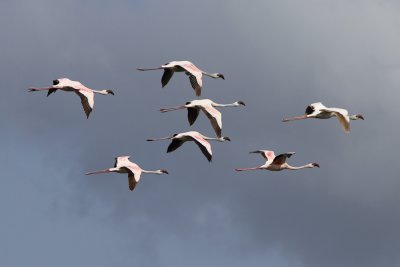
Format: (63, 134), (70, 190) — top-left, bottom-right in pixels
(1, 0), (400, 266)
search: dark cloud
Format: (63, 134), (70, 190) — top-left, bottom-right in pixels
(1, 0), (400, 266)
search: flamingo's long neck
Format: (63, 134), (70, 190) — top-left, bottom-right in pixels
(92, 89), (108, 95)
(284, 163), (314, 170)
(349, 115), (360, 120)
(213, 102), (239, 107)
(202, 71), (219, 79)
(203, 136), (224, 142)
(142, 169), (161, 174)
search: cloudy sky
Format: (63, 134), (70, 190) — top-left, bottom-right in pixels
(1, 0), (400, 266)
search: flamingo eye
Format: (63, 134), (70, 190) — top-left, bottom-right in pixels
(53, 80), (59, 85)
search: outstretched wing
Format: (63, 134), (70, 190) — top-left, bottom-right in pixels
(115, 156), (130, 167)
(123, 165), (142, 191)
(189, 135), (212, 162)
(179, 62), (203, 96)
(161, 69), (174, 87)
(272, 152), (296, 165)
(128, 174), (138, 191)
(76, 90), (94, 119)
(321, 108), (350, 132)
(187, 108), (200, 125)
(188, 75), (203, 96)
(47, 89), (57, 97)
(167, 139), (185, 153)
(250, 150), (276, 164)
(202, 105), (222, 138)
(306, 102), (326, 115)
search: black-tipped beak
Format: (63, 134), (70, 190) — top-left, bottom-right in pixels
(162, 170), (169, 174)
(238, 101), (246, 106)
(358, 115), (365, 120)
(219, 74), (225, 80)
(107, 90), (115, 95)
(224, 137), (231, 141)
(313, 163), (320, 168)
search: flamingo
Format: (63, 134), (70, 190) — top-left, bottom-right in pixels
(29, 78), (115, 118)
(282, 102), (364, 132)
(137, 61), (225, 96)
(85, 156), (168, 191)
(159, 99), (245, 138)
(235, 150), (320, 172)
(146, 131), (231, 162)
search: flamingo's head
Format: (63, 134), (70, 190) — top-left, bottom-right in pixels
(355, 114), (364, 120)
(222, 136), (231, 142)
(105, 90), (115, 95)
(217, 73), (225, 80)
(311, 163), (320, 168)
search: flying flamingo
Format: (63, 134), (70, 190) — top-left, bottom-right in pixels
(85, 156), (168, 191)
(159, 99), (245, 138)
(137, 61), (225, 96)
(29, 78), (114, 118)
(146, 131), (231, 162)
(282, 102), (364, 132)
(235, 150), (320, 172)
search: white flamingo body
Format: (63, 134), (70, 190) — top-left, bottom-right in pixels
(85, 156), (168, 191)
(160, 99), (245, 137)
(282, 102), (364, 132)
(235, 150), (319, 172)
(147, 130), (230, 162)
(137, 61), (225, 96)
(29, 78), (114, 118)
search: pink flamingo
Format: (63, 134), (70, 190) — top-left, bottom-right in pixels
(147, 131), (231, 162)
(282, 102), (364, 132)
(137, 61), (225, 96)
(29, 78), (114, 118)
(235, 150), (319, 172)
(85, 156), (168, 191)
(160, 99), (245, 138)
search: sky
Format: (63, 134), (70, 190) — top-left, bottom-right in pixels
(1, 0), (400, 266)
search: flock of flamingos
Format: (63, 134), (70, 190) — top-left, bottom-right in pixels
(29, 60), (364, 191)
